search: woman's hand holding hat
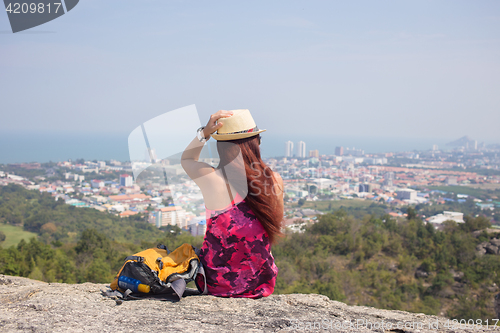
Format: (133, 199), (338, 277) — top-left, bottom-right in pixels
(203, 110), (233, 138)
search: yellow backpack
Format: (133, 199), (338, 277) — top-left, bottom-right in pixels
(109, 243), (207, 300)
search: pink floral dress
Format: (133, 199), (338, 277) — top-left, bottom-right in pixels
(198, 193), (278, 298)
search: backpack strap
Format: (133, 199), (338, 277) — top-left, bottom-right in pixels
(157, 244), (170, 254)
(195, 263), (208, 295)
(102, 288), (133, 300)
(169, 278), (187, 299)
(168, 264), (208, 299)
(124, 256), (144, 262)
(122, 289), (133, 299)
(156, 257), (164, 270)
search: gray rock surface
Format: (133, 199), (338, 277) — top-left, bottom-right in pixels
(414, 269), (429, 279)
(0, 274), (487, 332)
(486, 244), (499, 255)
(477, 242), (490, 251)
(477, 247), (487, 256)
(450, 270), (465, 282)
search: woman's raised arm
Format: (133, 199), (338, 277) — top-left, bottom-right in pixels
(181, 110), (233, 179)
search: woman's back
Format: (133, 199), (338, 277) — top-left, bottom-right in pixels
(192, 166), (246, 211)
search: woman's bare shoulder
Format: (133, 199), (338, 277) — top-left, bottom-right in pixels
(272, 171), (283, 182)
(272, 172), (283, 190)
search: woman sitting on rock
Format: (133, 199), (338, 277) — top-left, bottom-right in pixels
(181, 109), (283, 298)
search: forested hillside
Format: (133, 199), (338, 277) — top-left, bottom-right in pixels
(0, 184), (498, 320)
(0, 184), (159, 244)
(274, 210), (498, 319)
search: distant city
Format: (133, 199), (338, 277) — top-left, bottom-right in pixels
(1, 135), (499, 237)
(0, 131), (495, 165)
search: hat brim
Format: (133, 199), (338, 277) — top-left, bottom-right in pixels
(211, 129), (266, 141)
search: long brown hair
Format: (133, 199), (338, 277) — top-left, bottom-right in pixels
(217, 135), (283, 244)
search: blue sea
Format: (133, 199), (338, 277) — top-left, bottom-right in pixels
(0, 132), (129, 164)
(0, 131), (454, 164)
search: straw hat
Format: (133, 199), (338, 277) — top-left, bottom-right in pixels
(211, 109), (266, 141)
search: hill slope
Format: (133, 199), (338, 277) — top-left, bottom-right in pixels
(446, 136), (475, 147)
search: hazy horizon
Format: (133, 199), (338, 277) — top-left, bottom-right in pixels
(0, 130), (481, 164)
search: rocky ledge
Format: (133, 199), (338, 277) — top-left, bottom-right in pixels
(476, 237), (500, 256)
(0, 275), (488, 332)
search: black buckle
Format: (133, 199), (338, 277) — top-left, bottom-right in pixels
(157, 244), (170, 254)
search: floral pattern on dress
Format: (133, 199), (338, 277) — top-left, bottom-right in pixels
(198, 196), (278, 298)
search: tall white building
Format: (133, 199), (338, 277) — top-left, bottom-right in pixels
(396, 189), (417, 201)
(285, 141), (294, 157)
(297, 141), (306, 158)
(148, 206), (186, 228)
(120, 174), (133, 187)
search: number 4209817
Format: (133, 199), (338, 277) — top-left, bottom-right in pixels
(5, 2), (62, 14)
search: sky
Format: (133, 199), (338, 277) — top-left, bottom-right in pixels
(0, 1), (499, 162)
